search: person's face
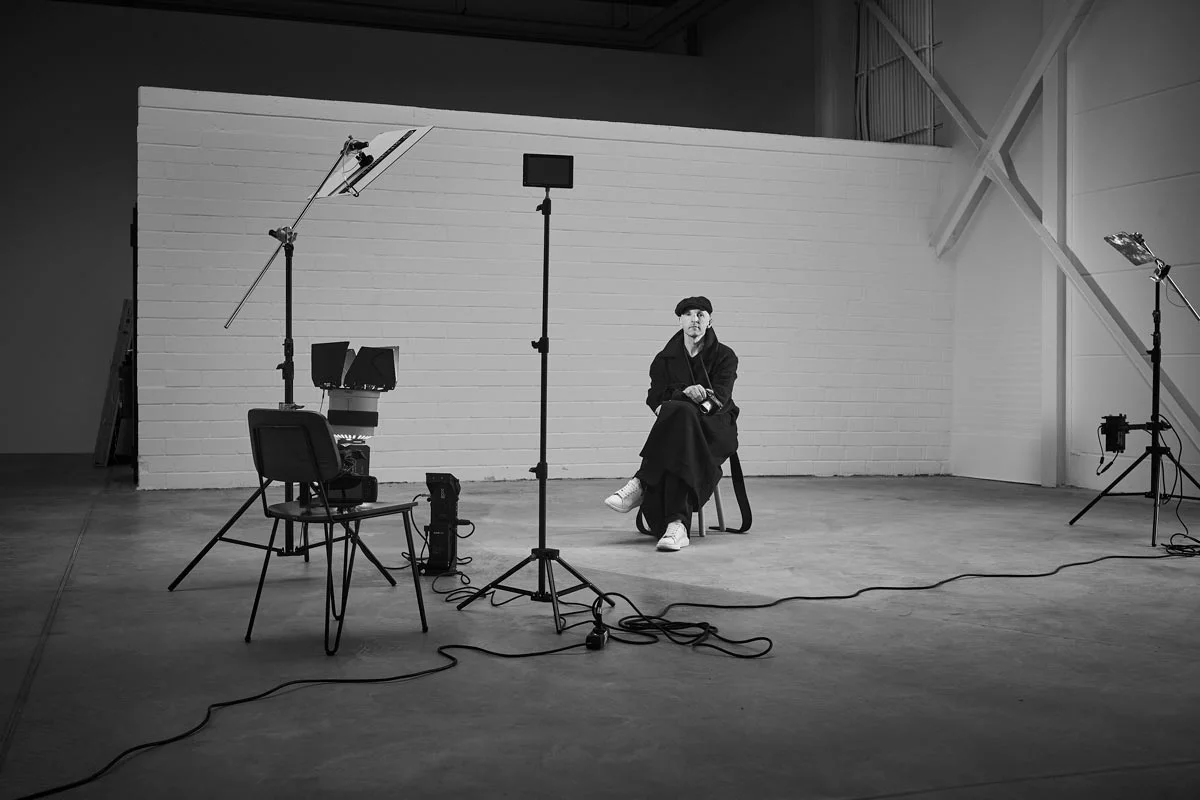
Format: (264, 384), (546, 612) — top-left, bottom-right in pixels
(679, 308), (711, 341)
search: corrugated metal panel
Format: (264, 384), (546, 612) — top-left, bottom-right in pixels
(856, 0), (939, 145)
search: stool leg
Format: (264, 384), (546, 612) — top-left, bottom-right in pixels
(714, 485), (726, 532)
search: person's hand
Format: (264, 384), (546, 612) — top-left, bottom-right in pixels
(683, 385), (707, 403)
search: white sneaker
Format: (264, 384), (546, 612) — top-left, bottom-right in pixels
(656, 521), (690, 551)
(605, 477), (644, 513)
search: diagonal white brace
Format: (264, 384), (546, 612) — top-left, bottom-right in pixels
(985, 158), (1200, 454)
(932, 0), (1096, 257)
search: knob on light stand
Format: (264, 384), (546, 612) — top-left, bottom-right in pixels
(1069, 233), (1200, 546)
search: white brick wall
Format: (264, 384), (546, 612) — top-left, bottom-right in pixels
(137, 87), (953, 490)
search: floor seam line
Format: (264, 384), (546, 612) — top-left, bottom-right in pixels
(0, 478), (106, 774)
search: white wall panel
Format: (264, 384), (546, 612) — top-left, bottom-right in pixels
(1072, 82), (1200, 196)
(1066, 0), (1200, 493)
(137, 88), (952, 489)
(1070, 0), (1200, 113)
(933, 0), (1048, 484)
(933, 0), (1200, 493)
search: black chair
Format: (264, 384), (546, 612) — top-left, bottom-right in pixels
(169, 408), (428, 654)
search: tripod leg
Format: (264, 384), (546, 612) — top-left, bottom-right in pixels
(1164, 451), (1200, 496)
(553, 554), (614, 606)
(541, 557), (564, 634)
(401, 510), (428, 632)
(170, 484), (266, 590)
(352, 524), (397, 586)
(456, 553), (537, 611)
(1153, 452), (1200, 548)
(1152, 481), (1162, 547)
(1069, 451), (1149, 525)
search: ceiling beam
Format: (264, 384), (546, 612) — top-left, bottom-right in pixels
(54, 0), (724, 50)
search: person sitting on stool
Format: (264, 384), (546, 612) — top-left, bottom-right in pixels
(605, 296), (739, 552)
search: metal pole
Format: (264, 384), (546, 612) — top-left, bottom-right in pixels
(283, 238), (296, 551)
(1150, 278), (1162, 546)
(536, 188), (552, 594)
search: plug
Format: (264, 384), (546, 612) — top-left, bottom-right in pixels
(585, 625), (608, 650)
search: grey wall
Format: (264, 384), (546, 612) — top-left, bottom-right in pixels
(0, 0), (816, 454)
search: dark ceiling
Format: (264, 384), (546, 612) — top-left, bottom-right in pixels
(59, 0), (736, 51)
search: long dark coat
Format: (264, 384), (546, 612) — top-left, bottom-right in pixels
(639, 326), (739, 519)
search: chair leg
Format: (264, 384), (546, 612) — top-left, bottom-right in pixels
(402, 510), (429, 632)
(696, 502), (706, 537)
(245, 518), (280, 642)
(324, 521), (360, 656)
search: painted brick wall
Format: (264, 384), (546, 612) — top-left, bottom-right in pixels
(137, 88), (953, 490)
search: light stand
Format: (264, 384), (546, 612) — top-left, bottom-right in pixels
(456, 154), (612, 632)
(1069, 232), (1200, 546)
(221, 141), (358, 555)
(170, 128), (433, 590)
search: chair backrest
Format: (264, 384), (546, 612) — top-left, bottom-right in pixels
(248, 409), (343, 484)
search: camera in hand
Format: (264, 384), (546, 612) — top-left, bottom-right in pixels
(697, 389), (723, 415)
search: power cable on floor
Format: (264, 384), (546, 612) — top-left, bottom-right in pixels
(5, 641), (585, 800)
(8, 549), (1196, 799)
(642, 551), (1193, 620)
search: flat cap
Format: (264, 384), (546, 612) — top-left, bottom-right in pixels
(674, 296), (713, 316)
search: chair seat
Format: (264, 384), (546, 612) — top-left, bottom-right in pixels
(267, 500), (417, 522)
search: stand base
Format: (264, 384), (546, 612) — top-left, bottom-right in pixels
(456, 546), (612, 633)
(1069, 445), (1200, 546)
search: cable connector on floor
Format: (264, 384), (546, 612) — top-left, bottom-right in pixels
(585, 624), (608, 650)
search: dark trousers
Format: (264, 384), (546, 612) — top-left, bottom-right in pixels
(635, 467), (693, 530)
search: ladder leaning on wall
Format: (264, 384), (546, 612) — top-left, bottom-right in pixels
(94, 298), (134, 467)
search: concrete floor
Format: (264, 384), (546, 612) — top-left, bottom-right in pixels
(1, 455), (1198, 799)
